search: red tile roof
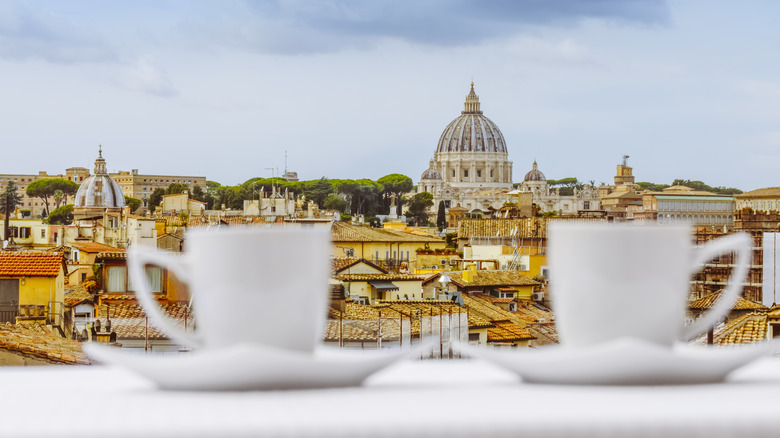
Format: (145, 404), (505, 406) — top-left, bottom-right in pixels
(69, 241), (123, 253)
(0, 323), (90, 365)
(0, 251), (64, 277)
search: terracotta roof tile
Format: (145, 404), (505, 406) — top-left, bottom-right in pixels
(332, 222), (443, 243)
(689, 291), (768, 311)
(331, 257), (386, 274)
(736, 187), (780, 199)
(0, 323), (90, 365)
(488, 321), (535, 342)
(64, 288), (94, 307)
(461, 293), (542, 344)
(449, 270), (539, 288)
(0, 251), (64, 277)
(702, 312), (769, 345)
(458, 218), (550, 239)
(69, 241), (123, 253)
(336, 273), (427, 281)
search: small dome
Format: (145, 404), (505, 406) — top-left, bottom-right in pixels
(436, 83), (508, 154)
(74, 147), (125, 209)
(420, 160), (442, 180)
(524, 160), (546, 182)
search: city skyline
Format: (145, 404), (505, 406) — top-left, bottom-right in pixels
(1, 1), (778, 191)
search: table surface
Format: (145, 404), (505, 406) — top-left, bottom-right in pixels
(1, 356), (779, 438)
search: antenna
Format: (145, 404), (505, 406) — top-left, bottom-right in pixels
(284, 150), (288, 176)
(623, 155), (630, 166)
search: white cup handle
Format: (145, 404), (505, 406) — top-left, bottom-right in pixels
(682, 232), (752, 340)
(128, 246), (202, 348)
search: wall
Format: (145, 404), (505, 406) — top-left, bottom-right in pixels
(381, 281), (425, 301)
(0, 348), (58, 366)
(333, 241), (446, 267)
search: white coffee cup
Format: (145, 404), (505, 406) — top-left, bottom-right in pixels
(128, 227), (332, 352)
(548, 223), (751, 348)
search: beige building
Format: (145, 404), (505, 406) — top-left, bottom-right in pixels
(0, 167), (90, 217)
(639, 186), (735, 226)
(161, 193), (206, 217)
(598, 158), (642, 219)
(112, 169), (207, 210)
(516, 160), (601, 216)
(0, 148), (205, 217)
(735, 187), (780, 213)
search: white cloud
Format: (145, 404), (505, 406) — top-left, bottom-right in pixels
(117, 58), (178, 97)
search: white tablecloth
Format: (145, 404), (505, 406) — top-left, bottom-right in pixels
(1, 357), (779, 438)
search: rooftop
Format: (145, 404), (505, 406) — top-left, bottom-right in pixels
(448, 270), (540, 288)
(0, 323), (90, 365)
(689, 291), (767, 311)
(332, 222), (443, 243)
(0, 251), (64, 277)
(69, 241), (123, 253)
(735, 187), (780, 199)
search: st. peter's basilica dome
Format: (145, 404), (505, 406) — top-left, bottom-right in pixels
(435, 83), (507, 154)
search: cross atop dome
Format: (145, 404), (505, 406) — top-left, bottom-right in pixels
(462, 82), (482, 115)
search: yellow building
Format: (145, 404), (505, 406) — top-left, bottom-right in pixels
(0, 251), (66, 330)
(448, 268), (540, 300)
(331, 222), (445, 272)
(336, 273), (429, 304)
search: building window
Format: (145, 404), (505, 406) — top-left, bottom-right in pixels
(40, 229), (45, 239)
(464, 170), (469, 177)
(452, 170), (455, 177)
(477, 170), (482, 178)
(584, 201), (590, 210)
(107, 266), (127, 292)
(18, 227), (31, 239)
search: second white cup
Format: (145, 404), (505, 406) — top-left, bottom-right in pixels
(548, 223), (751, 348)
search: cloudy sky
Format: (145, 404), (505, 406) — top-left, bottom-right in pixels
(1, 0), (778, 191)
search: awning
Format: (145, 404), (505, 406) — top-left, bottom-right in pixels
(368, 280), (399, 292)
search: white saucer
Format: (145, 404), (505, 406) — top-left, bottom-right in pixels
(84, 343), (414, 391)
(457, 338), (775, 385)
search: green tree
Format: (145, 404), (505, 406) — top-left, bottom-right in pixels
(124, 196), (142, 213)
(377, 173), (413, 216)
(25, 178), (78, 217)
(671, 179), (742, 195)
(637, 182), (670, 192)
(48, 204), (74, 225)
(436, 200), (446, 231)
(303, 177), (333, 208)
(405, 192), (433, 226)
(52, 189), (65, 209)
(165, 182), (189, 195)
(191, 184), (206, 202)
(204, 181), (222, 210)
(323, 193), (347, 212)
(352, 181), (383, 215)
(1, 181), (22, 239)
(148, 188), (165, 214)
